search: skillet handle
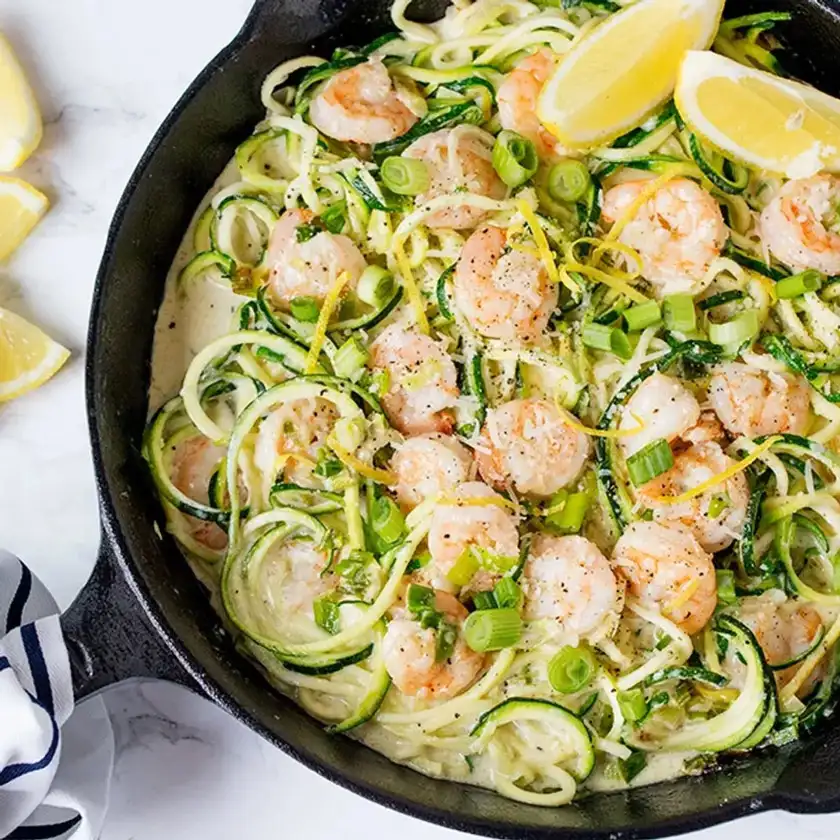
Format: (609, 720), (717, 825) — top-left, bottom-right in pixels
(60, 541), (201, 701)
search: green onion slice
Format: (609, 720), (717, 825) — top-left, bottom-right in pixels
(582, 323), (633, 360)
(663, 294), (696, 332)
(624, 300), (662, 332)
(492, 130), (538, 188)
(547, 646), (596, 694)
(547, 159), (592, 203)
(775, 270), (824, 299)
(371, 495), (406, 546)
(464, 608), (523, 652)
(380, 156), (431, 196)
(290, 296), (320, 323)
(708, 309), (760, 347)
(626, 438), (674, 486)
(333, 335), (370, 381)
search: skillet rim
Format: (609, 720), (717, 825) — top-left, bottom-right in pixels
(84, 2), (840, 836)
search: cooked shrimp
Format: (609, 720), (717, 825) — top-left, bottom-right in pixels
(368, 324), (460, 436)
(498, 49), (566, 161)
(267, 209), (367, 309)
(391, 433), (472, 510)
(475, 398), (589, 497)
(269, 540), (333, 615)
(735, 594), (824, 696)
(601, 178), (727, 297)
(612, 521), (717, 636)
(619, 373), (701, 457)
(308, 58), (420, 144)
(522, 534), (624, 641)
(708, 362), (811, 438)
(454, 224), (558, 342)
(426, 482), (520, 592)
(637, 442), (749, 553)
(403, 127), (506, 229)
(253, 397), (339, 487)
(383, 590), (486, 700)
(171, 436), (228, 550)
(759, 175), (840, 275)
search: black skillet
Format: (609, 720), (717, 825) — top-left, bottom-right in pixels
(60, 0), (840, 836)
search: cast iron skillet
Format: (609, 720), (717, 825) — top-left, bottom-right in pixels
(60, 0), (840, 836)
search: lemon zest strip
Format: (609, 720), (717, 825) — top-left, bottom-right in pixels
(394, 238), (430, 335)
(604, 171), (678, 244)
(663, 578), (699, 617)
(554, 394), (645, 439)
(516, 200), (577, 294)
(562, 262), (649, 303)
(304, 271), (351, 374)
(654, 436), (781, 505)
(329, 442), (397, 485)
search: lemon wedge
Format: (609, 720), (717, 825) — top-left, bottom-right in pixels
(0, 176), (49, 261)
(0, 307), (69, 402)
(0, 33), (42, 171)
(676, 50), (840, 178)
(537, 0), (724, 149)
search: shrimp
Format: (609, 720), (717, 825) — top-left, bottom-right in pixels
(368, 324), (460, 436)
(708, 362), (811, 439)
(734, 594), (824, 696)
(601, 178), (727, 298)
(308, 58), (420, 144)
(171, 436), (228, 550)
(269, 540), (333, 615)
(453, 225), (558, 342)
(383, 589), (486, 700)
(522, 534), (624, 641)
(391, 433), (473, 511)
(497, 49), (567, 161)
(619, 373), (701, 457)
(253, 397), (339, 488)
(403, 127), (506, 229)
(426, 482), (520, 593)
(267, 209), (367, 310)
(759, 175), (840, 275)
(637, 442), (750, 553)
(475, 398), (589, 497)
(612, 521), (717, 636)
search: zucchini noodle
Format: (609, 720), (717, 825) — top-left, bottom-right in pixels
(145, 0), (840, 808)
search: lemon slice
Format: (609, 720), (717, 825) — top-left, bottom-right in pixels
(676, 50), (840, 178)
(0, 176), (49, 261)
(0, 307), (69, 402)
(0, 33), (42, 171)
(537, 0), (724, 149)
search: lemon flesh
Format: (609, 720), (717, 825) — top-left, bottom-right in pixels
(0, 176), (49, 261)
(676, 50), (840, 178)
(0, 33), (42, 171)
(537, 0), (724, 149)
(0, 307), (69, 402)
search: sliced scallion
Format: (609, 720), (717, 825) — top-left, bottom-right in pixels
(356, 265), (394, 307)
(663, 294), (696, 332)
(472, 590), (497, 611)
(333, 335), (370, 381)
(492, 130), (538, 188)
(617, 688), (648, 723)
(624, 300), (662, 332)
(313, 598), (340, 635)
(708, 309), (760, 347)
(547, 646), (596, 694)
(380, 156), (430, 196)
(371, 495), (406, 546)
(493, 577), (522, 610)
(626, 438), (674, 486)
(716, 569), (737, 605)
(290, 295), (320, 323)
(547, 159), (591, 203)
(463, 608), (522, 652)
(546, 491), (590, 534)
(775, 269), (824, 300)
(582, 323), (633, 360)
(446, 548), (480, 587)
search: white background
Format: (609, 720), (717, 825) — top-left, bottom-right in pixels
(1, 0), (839, 837)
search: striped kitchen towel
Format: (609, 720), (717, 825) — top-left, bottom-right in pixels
(0, 551), (112, 840)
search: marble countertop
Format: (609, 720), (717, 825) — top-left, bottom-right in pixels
(1, 0), (839, 837)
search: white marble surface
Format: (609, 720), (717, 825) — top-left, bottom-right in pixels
(1, 0), (840, 837)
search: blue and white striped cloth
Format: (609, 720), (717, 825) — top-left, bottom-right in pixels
(0, 551), (113, 839)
